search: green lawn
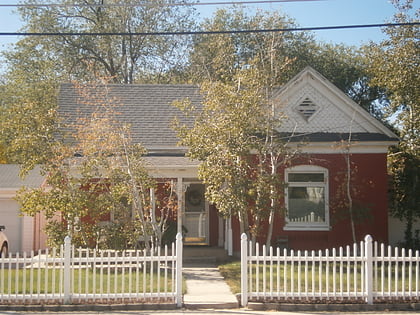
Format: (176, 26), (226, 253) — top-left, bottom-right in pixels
(219, 261), (418, 295)
(0, 267), (176, 294)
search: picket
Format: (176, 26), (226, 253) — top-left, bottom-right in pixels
(241, 234), (420, 307)
(0, 233), (183, 306)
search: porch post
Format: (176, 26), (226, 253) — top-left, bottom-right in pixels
(176, 177), (183, 235)
(224, 217), (233, 256)
(218, 217), (224, 247)
(224, 219), (228, 250)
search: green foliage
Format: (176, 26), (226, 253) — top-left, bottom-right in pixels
(365, 0), (419, 247)
(17, 82), (176, 249)
(15, 0), (197, 84)
(365, 1), (419, 153)
(0, 3), (384, 172)
(0, 0), (197, 170)
(174, 70), (265, 234)
(388, 149), (420, 249)
(174, 66), (292, 243)
(188, 7), (310, 83)
(0, 59), (60, 172)
(187, 7), (382, 115)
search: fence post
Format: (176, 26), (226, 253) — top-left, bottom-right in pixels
(364, 234), (373, 305)
(175, 232), (183, 308)
(241, 233), (248, 307)
(63, 235), (72, 304)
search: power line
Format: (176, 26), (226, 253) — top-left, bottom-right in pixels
(0, 0), (322, 8)
(0, 22), (417, 37)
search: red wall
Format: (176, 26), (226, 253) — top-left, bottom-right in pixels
(230, 153), (390, 252)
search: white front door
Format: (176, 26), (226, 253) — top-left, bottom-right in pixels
(183, 183), (208, 245)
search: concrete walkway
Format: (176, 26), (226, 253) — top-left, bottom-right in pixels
(183, 262), (239, 309)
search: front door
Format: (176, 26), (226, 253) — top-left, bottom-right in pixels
(183, 183), (208, 245)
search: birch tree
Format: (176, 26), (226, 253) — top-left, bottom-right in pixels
(17, 82), (176, 249)
(174, 63), (296, 246)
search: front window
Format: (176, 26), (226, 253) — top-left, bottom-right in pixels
(284, 165), (329, 231)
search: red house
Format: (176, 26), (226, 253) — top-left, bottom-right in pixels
(58, 67), (398, 254)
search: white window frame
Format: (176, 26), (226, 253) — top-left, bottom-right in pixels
(284, 165), (330, 231)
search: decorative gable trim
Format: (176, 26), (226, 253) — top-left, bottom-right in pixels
(295, 97), (319, 122)
(273, 66), (399, 141)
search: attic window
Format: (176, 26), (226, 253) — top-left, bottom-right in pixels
(296, 98), (318, 121)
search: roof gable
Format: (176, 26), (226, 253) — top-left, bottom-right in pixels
(273, 67), (398, 141)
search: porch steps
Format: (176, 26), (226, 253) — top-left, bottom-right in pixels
(183, 246), (230, 264)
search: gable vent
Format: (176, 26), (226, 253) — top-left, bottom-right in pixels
(296, 97), (318, 121)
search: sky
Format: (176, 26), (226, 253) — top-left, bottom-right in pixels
(0, 0), (417, 52)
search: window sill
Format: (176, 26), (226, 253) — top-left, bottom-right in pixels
(283, 225), (330, 231)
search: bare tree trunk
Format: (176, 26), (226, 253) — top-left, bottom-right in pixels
(345, 117), (356, 243)
(345, 150), (356, 243)
(149, 188), (162, 250)
(238, 207), (249, 238)
(122, 137), (152, 251)
(265, 154), (277, 249)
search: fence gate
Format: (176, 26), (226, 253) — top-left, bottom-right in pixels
(241, 234), (420, 307)
(0, 233), (183, 306)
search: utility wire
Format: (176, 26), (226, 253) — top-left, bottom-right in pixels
(0, 1), (322, 8)
(0, 22), (417, 37)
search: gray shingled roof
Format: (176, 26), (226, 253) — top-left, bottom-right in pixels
(58, 83), (202, 150)
(58, 82), (397, 152)
(0, 165), (44, 189)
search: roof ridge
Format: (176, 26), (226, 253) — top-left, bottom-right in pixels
(60, 82), (199, 88)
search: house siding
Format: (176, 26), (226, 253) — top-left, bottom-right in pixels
(230, 152), (389, 252)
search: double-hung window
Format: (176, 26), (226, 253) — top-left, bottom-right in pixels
(284, 165), (329, 231)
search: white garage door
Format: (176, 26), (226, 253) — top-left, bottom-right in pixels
(0, 199), (33, 253)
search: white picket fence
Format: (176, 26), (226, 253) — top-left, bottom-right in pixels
(0, 233), (183, 306)
(240, 234), (420, 307)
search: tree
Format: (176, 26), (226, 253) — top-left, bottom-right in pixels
(366, 0), (419, 153)
(0, 57), (60, 173)
(187, 7), (311, 84)
(186, 6), (383, 115)
(13, 0), (196, 84)
(17, 82), (177, 249)
(365, 0), (419, 248)
(177, 6), (384, 246)
(0, 0), (197, 170)
(173, 71), (260, 237)
(332, 137), (374, 243)
(174, 64), (296, 247)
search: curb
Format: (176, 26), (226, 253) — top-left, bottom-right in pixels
(2, 302), (420, 312)
(247, 302), (420, 312)
(0, 303), (178, 312)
